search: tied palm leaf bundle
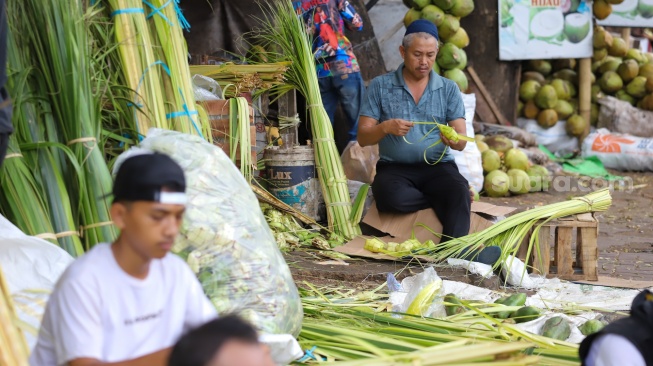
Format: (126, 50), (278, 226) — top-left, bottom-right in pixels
(8, 0), (117, 248)
(6, 32), (84, 256)
(146, 0), (209, 138)
(418, 188), (612, 271)
(251, 0), (360, 240)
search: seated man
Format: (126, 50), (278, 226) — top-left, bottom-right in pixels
(30, 153), (217, 366)
(357, 19), (499, 265)
(168, 314), (275, 366)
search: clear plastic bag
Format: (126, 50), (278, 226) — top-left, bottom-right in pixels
(116, 129), (303, 336)
(192, 74), (223, 101)
(340, 141), (379, 184)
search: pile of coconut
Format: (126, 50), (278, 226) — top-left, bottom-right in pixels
(476, 135), (551, 198)
(516, 27), (653, 138)
(402, 0), (474, 92)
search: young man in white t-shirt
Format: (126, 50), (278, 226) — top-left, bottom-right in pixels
(30, 153), (217, 366)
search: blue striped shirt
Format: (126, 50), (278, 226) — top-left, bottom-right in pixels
(359, 64), (465, 164)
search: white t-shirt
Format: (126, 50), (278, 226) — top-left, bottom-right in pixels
(30, 243), (217, 366)
(585, 334), (646, 366)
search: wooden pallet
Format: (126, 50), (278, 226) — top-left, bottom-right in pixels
(517, 213), (599, 281)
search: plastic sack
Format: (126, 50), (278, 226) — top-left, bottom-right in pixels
(115, 128), (303, 336)
(598, 96), (653, 138)
(341, 141), (379, 184)
(389, 267), (444, 318)
(582, 128), (653, 171)
(0, 214), (74, 350)
(451, 93), (484, 193)
(192, 74), (223, 102)
(501, 255), (537, 289)
(517, 118), (578, 154)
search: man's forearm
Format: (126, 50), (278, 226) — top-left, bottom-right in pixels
(357, 119), (386, 147)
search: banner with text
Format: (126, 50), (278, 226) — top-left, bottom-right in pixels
(597, 0), (653, 27)
(499, 0), (593, 60)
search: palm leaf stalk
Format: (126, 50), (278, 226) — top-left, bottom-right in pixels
(0, 265), (29, 366)
(252, 0), (360, 239)
(6, 28), (85, 257)
(145, 0), (209, 138)
(412, 189), (612, 270)
(104, 0), (169, 135)
(9, 0), (117, 248)
(298, 285), (581, 365)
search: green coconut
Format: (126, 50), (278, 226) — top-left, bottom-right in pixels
(432, 0), (454, 11)
(505, 148), (530, 171)
(404, 8), (422, 27)
(484, 170), (510, 197)
(508, 169), (531, 195)
(626, 76), (648, 98)
(482, 150), (502, 173)
(522, 71), (546, 84)
(641, 94), (653, 111)
(475, 134), (485, 143)
(554, 100), (574, 120)
(592, 60), (604, 73)
(591, 84), (603, 103)
(420, 5), (445, 26)
(449, 0), (475, 17)
(526, 165), (550, 192)
(590, 103), (599, 125)
(579, 320), (605, 336)
(436, 42), (464, 70)
(550, 79), (572, 100)
(542, 316), (572, 341)
(455, 48), (468, 70)
(615, 90), (636, 105)
(552, 69), (578, 84)
(485, 135), (513, 153)
(439, 14), (461, 41)
(537, 109), (559, 128)
(477, 141), (489, 153)
(517, 101), (524, 118)
(639, 63), (653, 79)
(617, 59), (639, 82)
(608, 37), (628, 57)
(447, 27), (470, 48)
(599, 71), (623, 94)
(535, 85), (558, 109)
(523, 100), (540, 119)
(598, 57), (621, 74)
(569, 98), (579, 112)
(552, 59), (576, 71)
(444, 68), (468, 92)
(519, 80), (541, 102)
(565, 114), (587, 137)
(645, 53), (653, 63)
(593, 0), (613, 21)
(432, 61), (441, 75)
(566, 80), (578, 98)
(593, 27), (614, 49)
(638, 0), (653, 18)
(646, 77), (653, 93)
(625, 48), (645, 64)
(593, 47), (608, 62)
(564, 12), (591, 43)
(412, 0), (431, 9)
(528, 60), (552, 76)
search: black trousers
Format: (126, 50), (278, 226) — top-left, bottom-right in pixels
(0, 132), (8, 170)
(372, 161), (471, 242)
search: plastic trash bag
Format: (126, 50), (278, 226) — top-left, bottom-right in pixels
(341, 141), (379, 184)
(451, 93), (483, 193)
(114, 128), (303, 336)
(0, 214), (74, 350)
(192, 74), (223, 101)
(582, 128), (653, 171)
(388, 267), (444, 318)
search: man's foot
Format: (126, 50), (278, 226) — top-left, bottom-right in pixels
(457, 246), (502, 265)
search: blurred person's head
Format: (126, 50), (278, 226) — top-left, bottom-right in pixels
(168, 314), (275, 366)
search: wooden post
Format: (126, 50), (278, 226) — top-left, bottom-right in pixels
(532, 226), (551, 276)
(579, 58), (592, 144)
(555, 227), (574, 278)
(622, 28), (631, 47)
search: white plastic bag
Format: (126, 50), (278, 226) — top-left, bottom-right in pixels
(582, 128), (653, 171)
(0, 214), (74, 350)
(192, 74), (223, 101)
(389, 267), (444, 318)
(115, 129), (303, 336)
(501, 255), (537, 289)
(517, 118), (578, 153)
(451, 93), (483, 193)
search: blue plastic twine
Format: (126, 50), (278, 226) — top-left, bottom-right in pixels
(110, 8), (145, 17)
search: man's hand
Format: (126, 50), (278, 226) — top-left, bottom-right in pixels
(440, 132), (467, 151)
(441, 118), (467, 151)
(382, 119), (414, 137)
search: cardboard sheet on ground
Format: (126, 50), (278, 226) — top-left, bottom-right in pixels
(336, 201), (517, 261)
